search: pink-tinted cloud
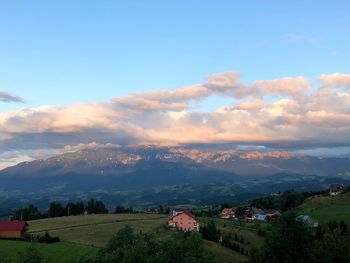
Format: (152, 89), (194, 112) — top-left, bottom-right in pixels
(1, 71), (350, 168)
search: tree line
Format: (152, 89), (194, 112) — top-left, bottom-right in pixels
(13, 201), (173, 221)
(13, 199), (108, 220)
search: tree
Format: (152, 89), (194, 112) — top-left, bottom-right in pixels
(49, 202), (65, 217)
(249, 213), (314, 263)
(235, 207), (247, 218)
(80, 226), (214, 263)
(86, 199), (107, 214)
(202, 221), (219, 242)
(14, 205), (46, 221)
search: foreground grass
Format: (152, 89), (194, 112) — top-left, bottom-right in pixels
(0, 240), (97, 263)
(294, 192), (350, 225)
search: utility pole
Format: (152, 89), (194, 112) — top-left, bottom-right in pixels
(68, 205), (70, 217)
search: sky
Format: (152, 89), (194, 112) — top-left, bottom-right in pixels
(1, 1), (350, 169)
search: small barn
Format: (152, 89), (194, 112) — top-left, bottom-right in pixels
(0, 221), (28, 240)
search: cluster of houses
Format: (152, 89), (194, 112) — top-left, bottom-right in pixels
(219, 207), (281, 222)
(166, 206), (282, 232)
(329, 183), (347, 196)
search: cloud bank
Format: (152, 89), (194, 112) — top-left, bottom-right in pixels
(1, 71), (350, 168)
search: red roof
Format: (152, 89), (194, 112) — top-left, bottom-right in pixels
(0, 221), (28, 231)
(171, 210), (197, 221)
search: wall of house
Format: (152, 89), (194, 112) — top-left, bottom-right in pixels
(172, 214), (198, 231)
(0, 230), (22, 239)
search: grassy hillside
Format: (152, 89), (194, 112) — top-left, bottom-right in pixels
(295, 191), (350, 225)
(21, 213), (257, 262)
(0, 240), (97, 263)
(28, 214), (168, 247)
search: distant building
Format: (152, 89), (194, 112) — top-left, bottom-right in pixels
(219, 208), (235, 219)
(0, 221), (28, 239)
(256, 213), (267, 222)
(263, 209), (281, 219)
(329, 184), (347, 196)
(146, 209), (158, 214)
(296, 215), (319, 227)
(245, 207), (264, 220)
(168, 211), (199, 231)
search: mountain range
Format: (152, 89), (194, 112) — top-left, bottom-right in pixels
(1, 146), (350, 210)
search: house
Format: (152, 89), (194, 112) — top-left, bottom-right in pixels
(256, 213), (267, 222)
(0, 221), (28, 240)
(219, 208), (235, 219)
(245, 207), (264, 220)
(263, 209), (281, 219)
(329, 184), (346, 196)
(296, 215), (318, 227)
(168, 211), (199, 231)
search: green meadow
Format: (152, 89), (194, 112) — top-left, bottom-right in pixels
(0, 213), (262, 263)
(295, 191), (350, 225)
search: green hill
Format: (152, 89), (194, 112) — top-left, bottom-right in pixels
(295, 191), (350, 225)
(0, 213), (258, 263)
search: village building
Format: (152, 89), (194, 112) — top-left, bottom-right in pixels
(263, 209), (281, 219)
(329, 184), (347, 196)
(0, 221), (28, 240)
(168, 211), (199, 231)
(245, 207), (264, 221)
(219, 208), (235, 219)
(296, 215), (319, 227)
(256, 213), (267, 222)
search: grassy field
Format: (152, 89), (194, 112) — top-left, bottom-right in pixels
(0, 240), (97, 263)
(295, 191), (350, 225)
(0, 213), (265, 262)
(28, 214), (168, 247)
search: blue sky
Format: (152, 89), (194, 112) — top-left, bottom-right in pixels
(1, 0), (349, 112)
(1, 1), (350, 168)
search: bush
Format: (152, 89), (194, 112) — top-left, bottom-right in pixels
(82, 225), (214, 263)
(35, 231), (60, 243)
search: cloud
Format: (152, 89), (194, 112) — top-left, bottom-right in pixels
(285, 33), (320, 44)
(1, 71), (350, 168)
(318, 73), (350, 89)
(0, 91), (24, 103)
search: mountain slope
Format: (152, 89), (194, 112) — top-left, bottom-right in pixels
(1, 146), (350, 209)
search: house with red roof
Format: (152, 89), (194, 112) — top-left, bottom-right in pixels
(329, 184), (347, 196)
(219, 208), (235, 219)
(168, 211), (199, 231)
(0, 221), (28, 240)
